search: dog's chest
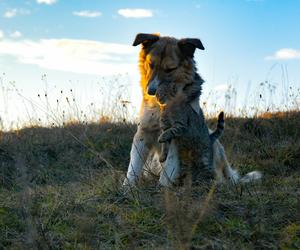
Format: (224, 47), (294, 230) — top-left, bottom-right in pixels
(139, 104), (161, 132)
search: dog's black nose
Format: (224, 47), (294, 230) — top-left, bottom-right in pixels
(147, 85), (157, 96)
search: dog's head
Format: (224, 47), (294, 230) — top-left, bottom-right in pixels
(133, 33), (204, 98)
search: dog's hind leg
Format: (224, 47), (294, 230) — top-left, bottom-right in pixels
(123, 132), (151, 186)
(159, 141), (180, 186)
(213, 140), (240, 184)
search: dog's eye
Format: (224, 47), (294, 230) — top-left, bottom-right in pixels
(164, 67), (177, 73)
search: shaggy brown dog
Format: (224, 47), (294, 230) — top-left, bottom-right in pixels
(124, 33), (260, 186)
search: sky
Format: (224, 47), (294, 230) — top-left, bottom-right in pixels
(0, 0), (300, 128)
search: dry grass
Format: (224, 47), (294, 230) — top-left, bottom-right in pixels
(0, 69), (300, 248)
(0, 110), (299, 249)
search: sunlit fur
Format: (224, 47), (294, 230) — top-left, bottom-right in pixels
(138, 36), (197, 107)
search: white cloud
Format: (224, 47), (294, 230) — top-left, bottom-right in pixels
(118, 8), (153, 18)
(0, 38), (139, 75)
(36, 0), (57, 5)
(10, 31), (22, 38)
(265, 48), (300, 60)
(3, 8), (30, 18)
(73, 10), (102, 18)
(0, 30), (4, 40)
(4, 9), (18, 18)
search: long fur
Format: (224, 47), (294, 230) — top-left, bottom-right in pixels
(124, 34), (262, 187)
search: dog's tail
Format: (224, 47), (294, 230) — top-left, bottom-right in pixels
(226, 166), (262, 184)
(209, 111), (224, 144)
(213, 136), (262, 185)
(222, 156), (262, 185)
(239, 171), (263, 183)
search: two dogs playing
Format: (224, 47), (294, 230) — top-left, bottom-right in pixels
(124, 33), (261, 187)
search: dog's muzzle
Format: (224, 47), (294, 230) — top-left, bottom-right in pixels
(147, 77), (160, 96)
(147, 85), (157, 95)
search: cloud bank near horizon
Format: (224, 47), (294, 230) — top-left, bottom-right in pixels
(0, 38), (139, 75)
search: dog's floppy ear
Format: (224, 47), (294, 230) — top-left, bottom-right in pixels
(178, 38), (205, 58)
(132, 33), (159, 47)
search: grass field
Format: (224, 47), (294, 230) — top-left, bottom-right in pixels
(0, 110), (299, 249)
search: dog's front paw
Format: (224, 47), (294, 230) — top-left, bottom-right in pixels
(158, 131), (172, 143)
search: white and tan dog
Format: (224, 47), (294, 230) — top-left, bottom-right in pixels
(124, 33), (261, 187)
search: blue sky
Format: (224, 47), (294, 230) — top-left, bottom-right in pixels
(0, 0), (300, 127)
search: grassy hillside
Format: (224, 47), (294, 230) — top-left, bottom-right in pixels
(0, 111), (299, 249)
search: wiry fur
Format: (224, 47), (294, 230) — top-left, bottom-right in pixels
(160, 99), (215, 184)
(155, 75), (203, 162)
(156, 81), (227, 185)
